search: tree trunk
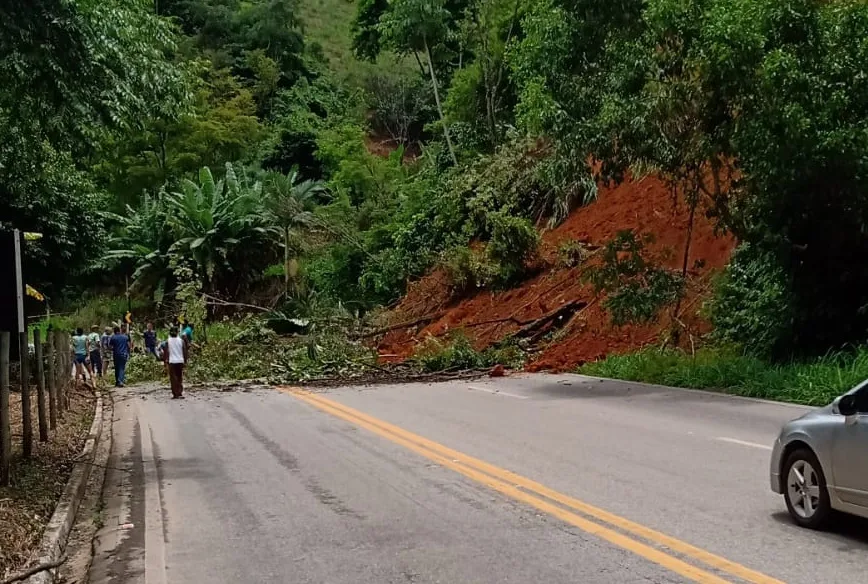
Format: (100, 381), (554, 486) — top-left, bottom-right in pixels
(681, 191), (697, 277)
(484, 68), (499, 149)
(46, 333), (56, 431)
(284, 226), (291, 298)
(34, 329), (47, 442)
(413, 51), (426, 76)
(423, 35), (458, 166)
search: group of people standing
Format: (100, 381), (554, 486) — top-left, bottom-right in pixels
(70, 320), (193, 398)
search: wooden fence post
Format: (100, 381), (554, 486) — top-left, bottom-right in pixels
(19, 331), (32, 458)
(64, 332), (71, 410)
(46, 331), (57, 431)
(34, 329), (48, 442)
(1, 332), (10, 486)
(59, 332), (67, 413)
(54, 331), (65, 416)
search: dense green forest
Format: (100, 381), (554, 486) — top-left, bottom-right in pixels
(4, 0), (868, 364)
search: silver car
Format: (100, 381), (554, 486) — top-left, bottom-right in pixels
(770, 380), (868, 528)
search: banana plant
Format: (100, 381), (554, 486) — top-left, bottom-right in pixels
(165, 164), (277, 290)
(101, 193), (173, 302)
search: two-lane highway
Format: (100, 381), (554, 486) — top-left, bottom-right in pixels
(90, 375), (868, 584)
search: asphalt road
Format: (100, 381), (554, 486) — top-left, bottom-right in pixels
(90, 374), (868, 584)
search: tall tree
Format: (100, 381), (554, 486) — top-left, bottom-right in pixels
(0, 0), (190, 293)
(379, 0), (459, 164)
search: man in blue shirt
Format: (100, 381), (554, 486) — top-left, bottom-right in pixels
(109, 326), (132, 387)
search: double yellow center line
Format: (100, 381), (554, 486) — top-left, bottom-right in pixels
(282, 388), (784, 584)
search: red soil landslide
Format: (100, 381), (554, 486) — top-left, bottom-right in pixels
(377, 174), (735, 371)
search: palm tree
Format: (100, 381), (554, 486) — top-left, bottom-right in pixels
(264, 169), (327, 297)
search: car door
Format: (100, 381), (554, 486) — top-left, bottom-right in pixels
(831, 387), (868, 508)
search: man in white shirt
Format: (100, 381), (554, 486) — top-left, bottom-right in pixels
(163, 327), (189, 399)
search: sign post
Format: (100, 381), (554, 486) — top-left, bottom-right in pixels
(13, 229), (24, 334)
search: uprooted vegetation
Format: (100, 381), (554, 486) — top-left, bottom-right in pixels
(375, 174), (734, 370)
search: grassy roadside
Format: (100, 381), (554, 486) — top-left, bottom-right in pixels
(579, 347), (868, 406)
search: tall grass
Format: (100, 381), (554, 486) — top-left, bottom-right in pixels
(579, 347), (868, 406)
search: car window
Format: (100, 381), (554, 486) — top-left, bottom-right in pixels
(849, 378), (868, 395)
(856, 387), (868, 413)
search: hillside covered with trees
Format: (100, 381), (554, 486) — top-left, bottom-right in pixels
(5, 0), (868, 390)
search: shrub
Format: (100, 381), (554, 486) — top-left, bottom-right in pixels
(485, 212), (539, 285)
(584, 230), (683, 326)
(709, 243), (793, 358)
(414, 334), (485, 372)
(557, 239), (591, 268)
(413, 333), (527, 372)
(441, 246), (496, 295)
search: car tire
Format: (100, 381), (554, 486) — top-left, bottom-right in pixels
(783, 448), (831, 529)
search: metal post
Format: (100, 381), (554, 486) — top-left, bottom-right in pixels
(46, 330), (56, 431)
(0, 332), (10, 486)
(19, 331), (32, 458)
(13, 230), (24, 336)
(34, 329), (48, 442)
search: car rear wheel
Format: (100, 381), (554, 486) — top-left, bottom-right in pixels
(783, 448), (831, 529)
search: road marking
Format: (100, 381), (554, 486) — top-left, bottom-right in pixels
(465, 385), (530, 399)
(137, 404), (168, 584)
(281, 388), (785, 584)
(716, 437), (773, 451)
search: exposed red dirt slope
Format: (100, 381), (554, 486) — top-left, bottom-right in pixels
(377, 174), (736, 371)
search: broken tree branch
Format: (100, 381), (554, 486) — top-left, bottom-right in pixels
(202, 294), (271, 313)
(2, 556), (67, 584)
(358, 312), (447, 338)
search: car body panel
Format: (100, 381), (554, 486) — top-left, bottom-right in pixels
(830, 413), (868, 507)
(770, 386), (868, 521)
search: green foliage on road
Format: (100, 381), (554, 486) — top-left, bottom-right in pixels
(580, 348), (868, 406)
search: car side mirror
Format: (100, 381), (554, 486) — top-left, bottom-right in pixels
(838, 394), (858, 417)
